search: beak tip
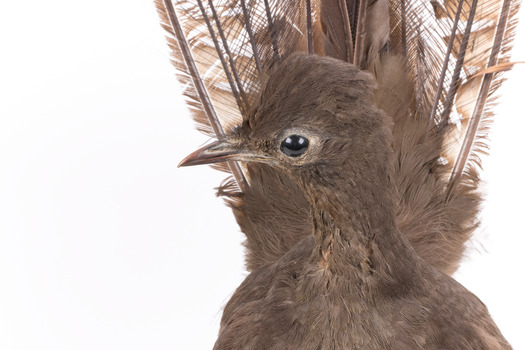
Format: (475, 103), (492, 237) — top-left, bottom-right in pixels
(178, 154), (198, 168)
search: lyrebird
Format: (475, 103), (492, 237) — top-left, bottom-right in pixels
(159, 0), (520, 348)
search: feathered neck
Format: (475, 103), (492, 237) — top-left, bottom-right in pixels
(298, 148), (422, 289)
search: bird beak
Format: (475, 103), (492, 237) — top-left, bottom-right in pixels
(178, 139), (261, 167)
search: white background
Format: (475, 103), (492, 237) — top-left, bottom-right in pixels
(0, 1), (524, 349)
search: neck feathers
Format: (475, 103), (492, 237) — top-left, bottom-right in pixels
(303, 148), (421, 287)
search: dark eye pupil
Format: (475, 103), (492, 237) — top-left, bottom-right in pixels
(280, 135), (309, 157)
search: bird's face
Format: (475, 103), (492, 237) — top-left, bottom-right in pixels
(179, 53), (391, 179)
(178, 126), (321, 169)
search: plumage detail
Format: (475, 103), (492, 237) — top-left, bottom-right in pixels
(155, 0), (247, 190)
(178, 53), (512, 348)
(159, 0), (521, 274)
(448, 0), (516, 192)
(164, 0), (521, 347)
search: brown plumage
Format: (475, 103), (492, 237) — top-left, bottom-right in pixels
(157, 0), (520, 347)
(180, 53), (510, 349)
(157, 0), (521, 275)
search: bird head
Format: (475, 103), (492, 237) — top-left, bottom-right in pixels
(179, 53), (392, 187)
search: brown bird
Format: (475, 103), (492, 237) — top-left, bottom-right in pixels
(158, 0), (521, 276)
(157, 0), (520, 347)
(179, 53), (510, 349)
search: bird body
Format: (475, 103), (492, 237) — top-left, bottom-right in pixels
(216, 236), (508, 349)
(158, 0), (520, 347)
(180, 53), (511, 349)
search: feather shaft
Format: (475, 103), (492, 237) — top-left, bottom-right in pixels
(353, 0), (369, 66)
(339, 0), (354, 61)
(439, 0), (479, 131)
(448, 0), (513, 192)
(349, 0), (359, 34)
(307, 0), (314, 54)
(400, 0), (407, 56)
(429, 0), (465, 123)
(263, 0), (280, 60)
(240, 0), (262, 74)
(469, 61), (525, 77)
(197, 0), (244, 111)
(207, 0), (249, 107)
(161, 0), (247, 190)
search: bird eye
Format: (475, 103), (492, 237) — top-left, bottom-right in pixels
(280, 135), (309, 157)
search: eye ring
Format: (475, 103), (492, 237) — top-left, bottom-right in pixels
(280, 135), (309, 157)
